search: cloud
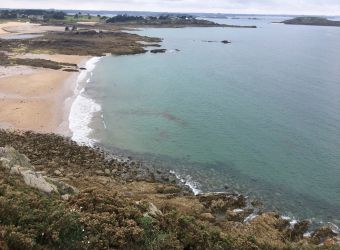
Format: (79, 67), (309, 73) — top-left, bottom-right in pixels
(1, 0), (340, 15)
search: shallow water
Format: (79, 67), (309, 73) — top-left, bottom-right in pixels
(78, 16), (340, 225)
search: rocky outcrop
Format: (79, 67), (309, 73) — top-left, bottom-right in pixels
(310, 226), (338, 245)
(221, 40), (231, 44)
(0, 130), (338, 249)
(197, 192), (247, 212)
(150, 49), (167, 54)
(0, 146), (78, 195)
(288, 220), (310, 241)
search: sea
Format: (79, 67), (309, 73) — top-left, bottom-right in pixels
(69, 15), (340, 228)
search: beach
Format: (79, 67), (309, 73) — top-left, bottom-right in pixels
(0, 21), (89, 134)
(0, 54), (88, 134)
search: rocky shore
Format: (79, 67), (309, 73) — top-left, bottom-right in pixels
(0, 17), (339, 249)
(0, 130), (339, 249)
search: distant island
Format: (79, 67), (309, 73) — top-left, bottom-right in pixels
(280, 16), (340, 27)
(106, 14), (257, 28)
(0, 10), (256, 28)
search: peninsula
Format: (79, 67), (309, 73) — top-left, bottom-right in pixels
(281, 16), (340, 27)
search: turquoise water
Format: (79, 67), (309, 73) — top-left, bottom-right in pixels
(85, 17), (340, 224)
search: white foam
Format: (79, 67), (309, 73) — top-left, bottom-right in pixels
(170, 170), (202, 195)
(303, 232), (312, 238)
(101, 113), (107, 129)
(69, 57), (101, 146)
(327, 222), (340, 234)
(244, 213), (257, 223)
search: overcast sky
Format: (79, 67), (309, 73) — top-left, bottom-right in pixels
(2, 0), (340, 15)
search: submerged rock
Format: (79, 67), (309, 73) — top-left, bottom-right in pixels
(221, 40), (231, 44)
(150, 49), (167, 53)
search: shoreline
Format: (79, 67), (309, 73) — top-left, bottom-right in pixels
(0, 54), (89, 135)
(0, 20), (339, 248)
(63, 53), (340, 231)
(68, 56), (102, 145)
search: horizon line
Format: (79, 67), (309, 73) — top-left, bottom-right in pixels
(1, 7), (339, 17)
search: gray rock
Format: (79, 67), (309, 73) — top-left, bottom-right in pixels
(62, 194), (71, 201)
(144, 202), (163, 217)
(21, 169), (58, 193)
(54, 170), (62, 176)
(0, 146), (78, 195)
(95, 170), (105, 176)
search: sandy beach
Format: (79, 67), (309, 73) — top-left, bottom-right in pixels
(0, 55), (88, 134)
(0, 21), (90, 134)
(0, 21), (64, 36)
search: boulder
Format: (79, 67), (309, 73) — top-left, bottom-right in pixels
(311, 226), (337, 245)
(95, 169), (105, 176)
(21, 169), (58, 193)
(0, 146), (78, 195)
(54, 170), (63, 176)
(144, 202), (163, 217)
(197, 192), (246, 212)
(226, 208), (253, 222)
(150, 49), (167, 53)
(288, 220), (310, 241)
(221, 40), (231, 44)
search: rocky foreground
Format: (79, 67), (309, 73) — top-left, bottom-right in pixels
(0, 130), (339, 249)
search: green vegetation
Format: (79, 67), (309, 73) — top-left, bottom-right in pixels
(0, 168), (84, 249)
(0, 9), (65, 21)
(0, 130), (338, 249)
(104, 14), (256, 28)
(62, 14), (101, 23)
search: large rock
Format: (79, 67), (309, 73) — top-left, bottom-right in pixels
(143, 202), (163, 217)
(287, 220), (310, 241)
(0, 146), (78, 195)
(150, 49), (166, 53)
(197, 192), (246, 212)
(311, 226), (337, 245)
(21, 169), (58, 193)
(226, 208), (253, 222)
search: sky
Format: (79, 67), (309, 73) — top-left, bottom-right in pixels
(1, 0), (340, 16)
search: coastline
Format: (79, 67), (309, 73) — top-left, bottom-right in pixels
(0, 19), (339, 249)
(68, 56), (102, 145)
(0, 54), (89, 135)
